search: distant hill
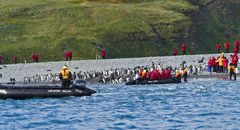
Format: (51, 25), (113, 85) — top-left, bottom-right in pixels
(0, 0), (239, 63)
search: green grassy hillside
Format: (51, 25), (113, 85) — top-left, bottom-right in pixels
(0, 0), (239, 63)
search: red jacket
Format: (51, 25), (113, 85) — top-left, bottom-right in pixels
(31, 53), (36, 61)
(150, 69), (161, 80)
(211, 57), (216, 66)
(234, 47), (238, 54)
(166, 69), (171, 79)
(13, 56), (17, 62)
(68, 51), (72, 58)
(181, 43), (186, 51)
(224, 42), (230, 49)
(64, 51), (68, 58)
(231, 54), (239, 64)
(161, 69), (166, 79)
(208, 58), (212, 66)
(223, 58), (228, 68)
(216, 43), (221, 50)
(235, 39), (240, 48)
(101, 50), (106, 57)
(0, 55), (2, 62)
(172, 48), (178, 55)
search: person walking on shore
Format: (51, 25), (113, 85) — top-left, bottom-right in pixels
(228, 63), (236, 80)
(69, 50), (72, 61)
(172, 48), (178, 56)
(0, 55), (3, 64)
(181, 43), (187, 55)
(224, 41), (230, 53)
(32, 53), (36, 62)
(13, 55), (17, 63)
(235, 39), (240, 53)
(216, 42), (221, 53)
(101, 49), (107, 59)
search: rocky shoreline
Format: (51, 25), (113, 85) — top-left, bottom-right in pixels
(0, 53), (236, 83)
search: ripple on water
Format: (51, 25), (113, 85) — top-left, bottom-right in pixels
(0, 80), (240, 129)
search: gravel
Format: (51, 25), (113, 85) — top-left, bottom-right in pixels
(0, 53), (233, 83)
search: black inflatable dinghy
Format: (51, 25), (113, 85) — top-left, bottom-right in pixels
(0, 80), (96, 99)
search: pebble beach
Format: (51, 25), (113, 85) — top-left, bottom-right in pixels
(0, 53), (235, 83)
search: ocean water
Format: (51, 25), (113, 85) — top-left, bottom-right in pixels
(0, 79), (240, 129)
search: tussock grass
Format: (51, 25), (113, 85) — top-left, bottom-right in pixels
(1, 0), (238, 63)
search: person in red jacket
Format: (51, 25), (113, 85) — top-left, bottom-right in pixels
(13, 55), (17, 63)
(166, 68), (171, 79)
(234, 47), (238, 54)
(233, 54), (239, 67)
(64, 50), (69, 61)
(31, 53), (36, 62)
(35, 53), (39, 62)
(235, 39), (240, 53)
(211, 56), (216, 72)
(172, 48), (178, 56)
(208, 57), (212, 73)
(161, 68), (166, 79)
(216, 42), (221, 53)
(181, 43), (187, 55)
(224, 41), (230, 53)
(0, 55), (2, 64)
(68, 50), (72, 61)
(223, 57), (228, 73)
(101, 49), (107, 59)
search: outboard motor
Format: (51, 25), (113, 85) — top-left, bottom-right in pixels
(72, 80), (96, 94)
(72, 80), (86, 89)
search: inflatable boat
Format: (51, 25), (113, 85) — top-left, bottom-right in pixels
(126, 78), (181, 85)
(0, 80), (96, 99)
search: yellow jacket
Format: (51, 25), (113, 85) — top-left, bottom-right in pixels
(228, 65), (236, 73)
(175, 71), (180, 78)
(60, 69), (70, 80)
(182, 69), (187, 76)
(216, 57), (224, 66)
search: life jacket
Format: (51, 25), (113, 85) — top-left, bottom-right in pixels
(140, 70), (147, 79)
(228, 65), (236, 73)
(216, 57), (224, 66)
(60, 69), (70, 79)
(182, 69), (187, 76)
(175, 71), (180, 78)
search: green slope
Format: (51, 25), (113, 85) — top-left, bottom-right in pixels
(0, 0), (239, 63)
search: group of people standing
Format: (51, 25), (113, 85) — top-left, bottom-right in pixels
(172, 43), (187, 55)
(172, 39), (240, 56)
(208, 53), (238, 80)
(216, 39), (240, 53)
(0, 49), (108, 64)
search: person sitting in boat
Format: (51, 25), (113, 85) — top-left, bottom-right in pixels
(166, 68), (172, 79)
(149, 68), (161, 80)
(59, 65), (72, 88)
(182, 67), (188, 82)
(175, 70), (181, 82)
(228, 63), (236, 80)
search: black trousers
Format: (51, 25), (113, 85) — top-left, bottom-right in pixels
(226, 48), (229, 53)
(62, 79), (71, 88)
(219, 66), (223, 73)
(183, 75), (187, 82)
(230, 71), (236, 80)
(182, 50), (186, 55)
